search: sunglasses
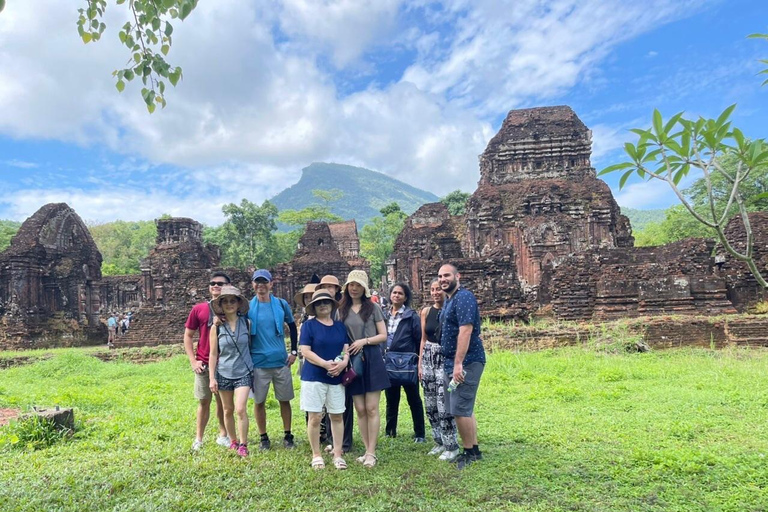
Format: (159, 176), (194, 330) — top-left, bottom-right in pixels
(209, 281), (228, 287)
(314, 300), (333, 307)
(220, 297), (240, 305)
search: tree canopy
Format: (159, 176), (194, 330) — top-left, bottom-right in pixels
(440, 190), (471, 216)
(360, 203), (407, 287)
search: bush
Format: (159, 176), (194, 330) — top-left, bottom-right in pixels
(0, 414), (72, 451)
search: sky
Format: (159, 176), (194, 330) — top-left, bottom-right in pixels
(0, 0), (766, 226)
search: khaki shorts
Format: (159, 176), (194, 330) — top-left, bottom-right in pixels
(252, 366), (295, 403)
(194, 371), (212, 400)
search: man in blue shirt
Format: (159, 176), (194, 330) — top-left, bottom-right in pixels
(249, 269), (299, 450)
(438, 263), (485, 469)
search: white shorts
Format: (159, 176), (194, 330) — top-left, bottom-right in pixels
(300, 381), (346, 414)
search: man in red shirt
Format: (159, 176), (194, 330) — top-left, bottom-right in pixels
(185, 271), (232, 451)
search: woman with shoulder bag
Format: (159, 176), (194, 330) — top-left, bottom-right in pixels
(208, 285), (253, 457)
(383, 283), (426, 442)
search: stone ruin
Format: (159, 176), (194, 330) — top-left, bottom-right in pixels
(388, 105), (765, 320)
(0, 211), (368, 347)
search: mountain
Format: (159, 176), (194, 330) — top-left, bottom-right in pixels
(621, 207), (667, 233)
(270, 162), (440, 227)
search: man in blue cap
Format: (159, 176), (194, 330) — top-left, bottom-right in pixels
(249, 269), (299, 450)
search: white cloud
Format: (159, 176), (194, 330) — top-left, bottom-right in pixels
(4, 160), (38, 169)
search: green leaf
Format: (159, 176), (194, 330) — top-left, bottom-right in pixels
(163, 0), (176, 7)
(618, 169), (634, 189)
(168, 67), (182, 86)
(598, 162), (634, 175)
(161, 44), (170, 56)
(0, 0), (6, 14)
(652, 109), (664, 136)
(147, 102), (156, 114)
(152, 18), (161, 32)
(180, 0), (193, 20)
(116, 0), (126, 4)
(116, 80), (126, 93)
(715, 104), (736, 127)
(663, 112), (684, 133)
(165, 22), (174, 36)
(124, 69), (135, 81)
(158, 81), (166, 94)
(82, 32), (92, 44)
(133, 52), (141, 64)
(119, 31), (127, 44)
(747, 33), (768, 39)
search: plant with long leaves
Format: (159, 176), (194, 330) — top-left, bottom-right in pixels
(748, 33), (768, 86)
(76, 0), (199, 113)
(600, 105), (768, 287)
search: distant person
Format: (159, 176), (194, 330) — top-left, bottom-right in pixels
(338, 270), (389, 467)
(107, 314), (117, 347)
(371, 290), (380, 304)
(419, 278), (459, 461)
(317, 275), (342, 301)
(184, 272), (231, 451)
(299, 289), (350, 470)
(383, 283), (426, 443)
(248, 269), (299, 451)
(208, 286), (252, 457)
(120, 315), (128, 335)
(438, 263), (486, 469)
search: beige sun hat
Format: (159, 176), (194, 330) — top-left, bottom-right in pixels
(318, 275), (341, 291)
(342, 269), (371, 298)
(293, 283), (317, 308)
(304, 289), (338, 317)
(211, 285), (249, 316)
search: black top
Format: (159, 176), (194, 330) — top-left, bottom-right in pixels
(424, 306), (441, 345)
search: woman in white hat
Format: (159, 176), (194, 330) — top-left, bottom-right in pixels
(299, 289), (350, 470)
(208, 285), (252, 457)
(337, 269), (389, 467)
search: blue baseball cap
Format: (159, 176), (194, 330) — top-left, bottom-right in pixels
(252, 269), (272, 282)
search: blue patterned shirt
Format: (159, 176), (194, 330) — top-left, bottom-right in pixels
(440, 287), (485, 373)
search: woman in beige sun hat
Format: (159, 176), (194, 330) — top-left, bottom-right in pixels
(208, 285), (252, 457)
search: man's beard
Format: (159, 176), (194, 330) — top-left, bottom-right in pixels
(442, 280), (457, 294)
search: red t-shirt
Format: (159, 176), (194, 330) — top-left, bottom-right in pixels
(185, 302), (213, 364)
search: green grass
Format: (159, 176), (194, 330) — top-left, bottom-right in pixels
(1, 347), (768, 511)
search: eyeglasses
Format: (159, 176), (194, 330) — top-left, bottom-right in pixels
(209, 281), (227, 287)
(220, 298), (239, 305)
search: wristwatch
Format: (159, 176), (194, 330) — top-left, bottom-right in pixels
(290, 350), (298, 356)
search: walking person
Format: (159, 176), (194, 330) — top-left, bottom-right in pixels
(107, 313), (117, 348)
(184, 272), (231, 451)
(248, 269), (299, 450)
(338, 270), (389, 467)
(437, 263), (486, 469)
(419, 279), (459, 460)
(383, 283), (426, 443)
(208, 286), (253, 457)
(299, 289), (350, 470)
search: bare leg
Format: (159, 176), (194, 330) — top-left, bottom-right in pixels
(279, 400), (292, 432)
(234, 386), (250, 445)
(307, 412), (322, 458)
(329, 413), (344, 459)
(196, 397), (212, 441)
(254, 402), (267, 435)
(352, 394), (369, 452)
(214, 393), (227, 437)
(218, 390), (237, 443)
(455, 414), (477, 449)
(364, 391), (382, 456)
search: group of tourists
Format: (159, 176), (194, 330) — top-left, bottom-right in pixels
(183, 263), (485, 470)
(106, 311), (132, 348)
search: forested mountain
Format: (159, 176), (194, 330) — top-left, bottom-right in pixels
(621, 207), (666, 233)
(270, 162), (439, 228)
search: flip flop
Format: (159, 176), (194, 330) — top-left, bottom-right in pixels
(311, 456), (325, 470)
(333, 457), (347, 470)
(363, 453), (378, 468)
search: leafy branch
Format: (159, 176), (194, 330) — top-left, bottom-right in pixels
(76, 0), (198, 113)
(748, 33), (768, 86)
(600, 106), (768, 287)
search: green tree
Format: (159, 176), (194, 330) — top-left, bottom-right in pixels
(311, 189), (344, 209)
(440, 190), (471, 216)
(76, 0), (199, 112)
(205, 199), (281, 268)
(277, 205), (343, 227)
(360, 205), (407, 287)
(602, 106), (768, 287)
(89, 220), (157, 274)
(0, 220), (21, 252)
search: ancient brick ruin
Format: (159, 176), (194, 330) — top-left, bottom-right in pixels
(388, 105), (764, 320)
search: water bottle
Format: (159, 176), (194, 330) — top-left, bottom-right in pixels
(327, 352), (345, 376)
(447, 370), (466, 393)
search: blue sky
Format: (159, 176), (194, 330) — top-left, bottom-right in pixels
(0, 0), (766, 225)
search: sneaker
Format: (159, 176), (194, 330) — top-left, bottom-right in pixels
(283, 434), (295, 449)
(216, 435), (231, 447)
(414, 437), (426, 444)
(237, 444), (249, 457)
(229, 440), (239, 450)
(259, 437), (271, 451)
(428, 445), (446, 456)
(455, 451), (478, 470)
(439, 449), (460, 461)
(191, 439), (203, 451)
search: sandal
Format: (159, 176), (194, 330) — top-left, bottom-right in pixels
(324, 444), (333, 453)
(356, 454), (367, 463)
(363, 453), (378, 468)
(311, 456), (325, 470)
(333, 457), (348, 470)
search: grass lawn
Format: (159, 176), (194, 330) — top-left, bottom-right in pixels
(1, 346), (767, 511)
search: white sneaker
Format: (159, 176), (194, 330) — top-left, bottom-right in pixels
(216, 435), (231, 447)
(191, 439), (204, 451)
(439, 449), (459, 461)
(428, 445), (446, 456)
